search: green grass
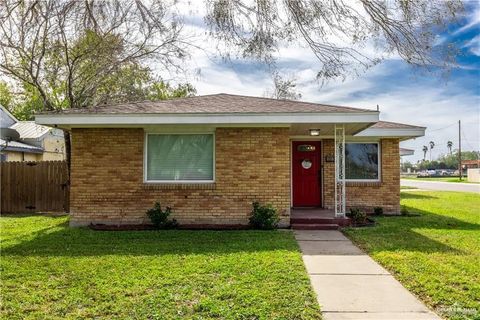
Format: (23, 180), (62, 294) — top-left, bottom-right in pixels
(400, 185), (418, 190)
(344, 191), (480, 320)
(0, 215), (321, 319)
(402, 176), (479, 184)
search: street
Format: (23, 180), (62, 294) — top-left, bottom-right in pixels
(401, 179), (480, 193)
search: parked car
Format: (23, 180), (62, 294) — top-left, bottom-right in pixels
(417, 171), (430, 177)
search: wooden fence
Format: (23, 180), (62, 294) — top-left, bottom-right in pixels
(1, 161), (69, 213)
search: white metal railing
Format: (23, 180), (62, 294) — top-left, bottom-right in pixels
(334, 124), (346, 217)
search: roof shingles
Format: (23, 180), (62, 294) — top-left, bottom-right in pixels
(370, 121), (425, 130)
(43, 93), (376, 115)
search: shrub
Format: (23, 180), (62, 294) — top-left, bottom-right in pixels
(249, 201), (280, 230)
(400, 205), (409, 216)
(373, 207), (383, 216)
(146, 202), (178, 229)
(347, 208), (367, 224)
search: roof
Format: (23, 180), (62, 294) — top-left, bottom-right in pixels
(0, 105), (17, 128)
(41, 93), (375, 115)
(370, 121), (425, 130)
(400, 148), (415, 156)
(462, 160), (480, 165)
(10, 121), (51, 139)
(355, 120), (425, 140)
(0, 138), (44, 154)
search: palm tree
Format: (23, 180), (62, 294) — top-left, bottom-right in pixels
(447, 141), (453, 155)
(429, 141), (435, 161)
(422, 145), (428, 161)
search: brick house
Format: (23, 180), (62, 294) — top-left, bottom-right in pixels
(36, 94), (425, 228)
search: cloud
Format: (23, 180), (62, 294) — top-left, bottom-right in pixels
(155, 2), (480, 164)
(463, 34), (480, 56)
(453, 4), (480, 35)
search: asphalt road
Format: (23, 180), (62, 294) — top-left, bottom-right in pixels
(401, 179), (480, 193)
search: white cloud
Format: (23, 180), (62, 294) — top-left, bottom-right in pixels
(463, 34), (480, 56)
(155, 2), (480, 164)
(453, 4), (480, 35)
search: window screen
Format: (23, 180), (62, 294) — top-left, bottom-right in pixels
(146, 134), (214, 181)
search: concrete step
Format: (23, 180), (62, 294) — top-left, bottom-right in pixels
(291, 218), (351, 227)
(291, 223), (340, 230)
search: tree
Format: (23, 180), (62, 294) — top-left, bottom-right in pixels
(429, 141), (435, 161)
(447, 141), (453, 155)
(264, 72), (302, 100)
(1, 75), (196, 121)
(205, 0), (463, 82)
(401, 160), (414, 173)
(0, 81), (13, 108)
(422, 145), (428, 161)
(0, 0), (190, 169)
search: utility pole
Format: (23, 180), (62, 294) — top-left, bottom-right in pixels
(458, 120), (462, 181)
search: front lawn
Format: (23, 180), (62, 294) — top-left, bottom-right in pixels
(0, 215), (321, 319)
(344, 191), (480, 320)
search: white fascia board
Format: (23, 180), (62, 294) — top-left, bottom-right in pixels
(35, 112), (379, 127)
(355, 127), (425, 139)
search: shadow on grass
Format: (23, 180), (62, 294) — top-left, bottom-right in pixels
(345, 207), (479, 254)
(400, 192), (439, 200)
(2, 215), (298, 257)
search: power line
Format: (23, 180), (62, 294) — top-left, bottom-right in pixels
(427, 122), (457, 132)
(426, 120), (479, 133)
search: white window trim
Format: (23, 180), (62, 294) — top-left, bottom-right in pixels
(344, 141), (381, 182)
(143, 131), (216, 184)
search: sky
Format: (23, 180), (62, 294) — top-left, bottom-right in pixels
(165, 1), (480, 163)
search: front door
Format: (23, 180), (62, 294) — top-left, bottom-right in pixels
(292, 141), (322, 207)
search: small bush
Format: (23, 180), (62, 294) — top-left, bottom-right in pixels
(146, 202), (178, 229)
(400, 205), (409, 216)
(347, 208), (367, 224)
(249, 201), (280, 230)
(373, 207), (383, 216)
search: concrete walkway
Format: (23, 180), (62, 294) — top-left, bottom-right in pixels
(401, 179), (480, 193)
(295, 230), (441, 320)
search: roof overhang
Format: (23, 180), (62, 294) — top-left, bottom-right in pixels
(354, 127), (425, 141)
(0, 140), (44, 154)
(2, 146), (44, 154)
(400, 148), (415, 156)
(35, 111), (380, 130)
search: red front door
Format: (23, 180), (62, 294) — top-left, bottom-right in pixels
(292, 141), (322, 207)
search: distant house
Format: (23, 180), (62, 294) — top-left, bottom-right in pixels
(462, 159), (480, 170)
(399, 148), (414, 157)
(0, 105), (65, 162)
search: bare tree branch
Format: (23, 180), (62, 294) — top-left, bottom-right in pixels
(205, 0), (463, 81)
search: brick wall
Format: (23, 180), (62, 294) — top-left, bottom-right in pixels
(70, 128), (291, 226)
(322, 139), (401, 214)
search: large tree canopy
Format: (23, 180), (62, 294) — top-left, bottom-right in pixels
(0, 0), (190, 112)
(205, 0), (463, 81)
(0, 0), (465, 109)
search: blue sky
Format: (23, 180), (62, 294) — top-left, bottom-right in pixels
(172, 2), (480, 163)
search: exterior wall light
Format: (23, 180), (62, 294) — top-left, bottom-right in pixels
(309, 129), (321, 136)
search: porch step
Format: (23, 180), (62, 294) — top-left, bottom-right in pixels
(291, 217), (351, 227)
(291, 223), (340, 230)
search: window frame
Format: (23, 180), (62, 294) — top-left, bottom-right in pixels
(344, 141), (381, 182)
(143, 132), (216, 184)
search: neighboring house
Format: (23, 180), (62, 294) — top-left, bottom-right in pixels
(36, 93), (425, 227)
(399, 148), (415, 173)
(0, 105), (65, 162)
(400, 148), (414, 157)
(462, 159), (480, 170)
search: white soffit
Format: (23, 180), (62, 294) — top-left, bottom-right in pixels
(35, 112), (380, 128)
(355, 127), (426, 140)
